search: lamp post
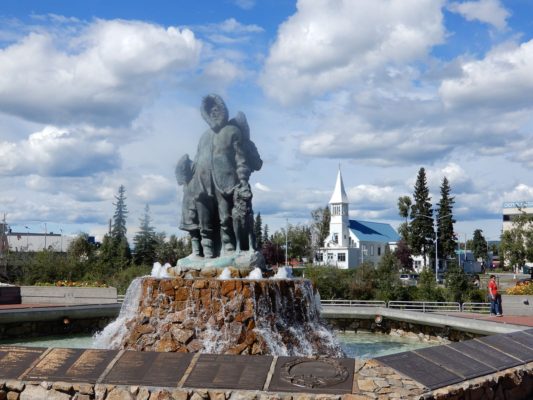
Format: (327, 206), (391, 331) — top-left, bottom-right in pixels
(415, 213), (452, 283)
(24, 226), (29, 251)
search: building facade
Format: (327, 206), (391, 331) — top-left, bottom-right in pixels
(0, 223), (73, 253)
(502, 201), (533, 232)
(314, 170), (400, 269)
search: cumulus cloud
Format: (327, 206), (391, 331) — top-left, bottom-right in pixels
(440, 40), (533, 111)
(134, 174), (176, 205)
(254, 182), (271, 192)
(0, 19), (201, 126)
(233, 0), (256, 10)
(448, 0), (509, 31)
(260, 0), (445, 104)
(0, 126), (119, 177)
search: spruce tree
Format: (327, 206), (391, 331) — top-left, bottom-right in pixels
(471, 229), (487, 261)
(112, 185), (128, 240)
(436, 177), (456, 265)
(254, 212), (263, 250)
(409, 168), (434, 267)
(133, 205), (157, 265)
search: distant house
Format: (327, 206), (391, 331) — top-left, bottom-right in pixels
(314, 169), (400, 269)
(0, 223), (73, 253)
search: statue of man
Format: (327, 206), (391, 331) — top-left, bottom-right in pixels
(179, 94), (254, 258)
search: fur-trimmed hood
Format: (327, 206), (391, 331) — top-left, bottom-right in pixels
(201, 94), (228, 132)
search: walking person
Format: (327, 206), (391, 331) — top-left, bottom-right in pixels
(488, 274), (503, 316)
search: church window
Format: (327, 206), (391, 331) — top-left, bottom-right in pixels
(377, 247), (381, 256)
(370, 245), (374, 256)
(338, 253), (346, 262)
(315, 252), (323, 262)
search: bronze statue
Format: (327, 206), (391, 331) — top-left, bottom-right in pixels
(176, 94), (262, 258)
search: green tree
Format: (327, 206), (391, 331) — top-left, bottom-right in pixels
(133, 205), (157, 265)
(410, 168), (434, 267)
(112, 185), (128, 240)
(349, 262), (376, 300)
(444, 261), (469, 303)
(375, 249), (403, 301)
(436, 177), (456, 264)
(500, 210), (533, 271)
(311, 205), (330, 248)
(471, 229), (487, 261)
(397, 196), (412, 242)
(254, 213), (263, 250)
(416, 268), (444, 301)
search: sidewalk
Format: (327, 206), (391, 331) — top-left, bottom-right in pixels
(447, 312), (533, 328)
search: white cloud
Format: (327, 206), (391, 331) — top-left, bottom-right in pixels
(254, 182), (271, 192)
(0, 19), (202, 126)
(0, 126), (119, 177)
(233, 0), (256, 10)
(448, 0), (509, 31)
(440, 40), (533, 110)
(260, 0), (445, 104)
(134, 174), (176, 205)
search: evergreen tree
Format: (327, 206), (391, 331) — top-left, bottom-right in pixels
(410, 168), (434, 267)
(254, 213), (263, 250)
(112, 185), (128, 240)
(105, 185), (132, 270)
(436, 177), (456, 264)
(263, 224), (269, 242)
(133, 205), (157, 265)
(416, 268), (444, 301)
(471, 229), (487, 261)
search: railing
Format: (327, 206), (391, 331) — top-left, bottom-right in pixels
(388, 301), (461, 312)
(461, 302), (491, 314)
(320, 299), (491, 314)
(320, 299), (386, 307)
(117, 294), (125, 303)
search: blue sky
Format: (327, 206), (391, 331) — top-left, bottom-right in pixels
(0, 0), (532, 243)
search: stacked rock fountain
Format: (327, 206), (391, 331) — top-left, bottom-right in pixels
(94, 94), (343, 357)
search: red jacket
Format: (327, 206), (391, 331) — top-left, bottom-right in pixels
(488, 280), (498, 297)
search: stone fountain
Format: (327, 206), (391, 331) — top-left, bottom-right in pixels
(94, 94), (343, 357)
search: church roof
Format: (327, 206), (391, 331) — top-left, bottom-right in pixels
(349, 220), (400, 243)
(329, 168), (348, 204)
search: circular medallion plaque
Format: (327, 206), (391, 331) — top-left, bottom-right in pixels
(280, 357), (349, 389)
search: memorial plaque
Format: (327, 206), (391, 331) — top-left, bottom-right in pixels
(0, 346), (47, 380)
(184, 354), (273, 391)
(268, 356), (353, 394)
(415, 345), (496, 380)
(102, 351), (193, 387)
(477, 335), (533, 363)
(22, 348), (118, 383)
(448, 341), (521, 371)
(376, 351), (463, 389)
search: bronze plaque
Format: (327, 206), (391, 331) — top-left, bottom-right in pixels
(22, 348), (118, 383)
(268, 356), (354, 394)
(0, 346), (47, 380)
(184, 354), (273, 390)
(102, 351), (193, 387)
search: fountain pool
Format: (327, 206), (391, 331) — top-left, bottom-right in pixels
(0, 331), (436, 359)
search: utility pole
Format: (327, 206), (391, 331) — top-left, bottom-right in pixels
(285, 218), (288, 267)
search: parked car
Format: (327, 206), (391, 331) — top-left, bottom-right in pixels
(399, 273), (419, 286)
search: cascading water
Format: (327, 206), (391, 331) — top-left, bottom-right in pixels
(246, 267), (263, 279)
(92, 277), (144, 349)
(100, 275), (344, 357)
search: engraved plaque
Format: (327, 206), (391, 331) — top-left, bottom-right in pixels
(376, 351), (463, 389)
(416, 346), (496, 379)
(447, 340), (521, 371)
(0, 346), (47, 380)
(22, 348), (118, 383)
(102, 351), (193, 387)
(184, 354), (273, 391)
(477, 335), (533, 363)
(268, 356), (354, 394)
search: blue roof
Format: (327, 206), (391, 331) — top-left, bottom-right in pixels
(348, 220), (400, 243)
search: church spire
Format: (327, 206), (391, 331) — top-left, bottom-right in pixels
(329, 167), (348, 204)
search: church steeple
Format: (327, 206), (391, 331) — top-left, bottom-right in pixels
(329, 168), (348, 205)
(328, 167), (349, 247)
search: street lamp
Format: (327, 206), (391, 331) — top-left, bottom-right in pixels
(414, 213), (452, 283)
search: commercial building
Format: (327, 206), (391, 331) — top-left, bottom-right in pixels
(502, 201), (533, 232)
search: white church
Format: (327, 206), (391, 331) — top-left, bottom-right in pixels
(314, 169), (400, 269)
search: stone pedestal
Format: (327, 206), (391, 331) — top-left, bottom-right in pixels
(118, 276), (343, 357)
